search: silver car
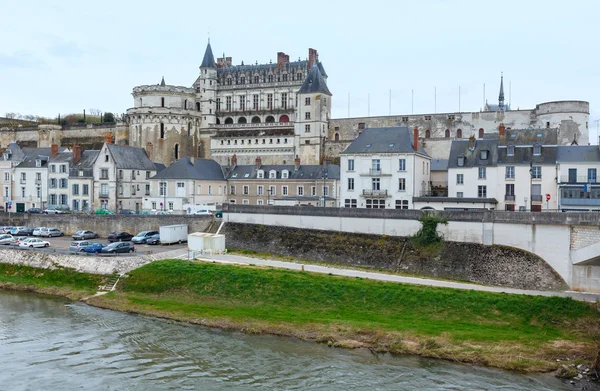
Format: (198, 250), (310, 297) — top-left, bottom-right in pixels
(33, 227), (47, 236)
(72, 230), (98, 240)
(0, 234), (16, 245)
(42, 228), (64, 238)
(69, 240), (90, 253)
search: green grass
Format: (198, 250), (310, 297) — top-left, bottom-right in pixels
(0, 263), (102, 295)
(118, 260), (600, 344)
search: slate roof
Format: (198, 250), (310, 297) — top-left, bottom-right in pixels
(106, 143), (156, 170)
(16, 148), (52, 168)
(485, 103), (511, 112)
(431, 159), (448, 171)
(201, 42), (216, 68)
(503, 128), (557, 145)
(317, 62), (327, 77)
(557, 146), (600, 162)
(151, 158), (226, 181)
(154, 162), (166, 172)
(298, 64), (331, 95)
(75, 150), (100, 169)
(217, 60), (308, 74)
(227, 164), (340, 180)
(342, 126), (429, 157)
(50, 151), (73, 164)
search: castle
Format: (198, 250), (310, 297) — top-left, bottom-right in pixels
(127, 42), (331, 166)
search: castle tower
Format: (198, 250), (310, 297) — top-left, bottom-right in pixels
(192, 41), (218, 158)
(295, 63), (332, 164)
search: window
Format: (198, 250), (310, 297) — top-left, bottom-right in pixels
(498, 164), (513, 181)
(21, 187), (25, 198)
(240, 77), (245, 84)
(239, 96), (245, 111)
(119, 170), (124, 179)
(216, 98), (221, 111)
(323, 186), (329, 196)
(159, 182), (167, 196)
(243, 199), (249, 205)
(304, 112), (311, 120)
(267, 94), (273, 109)
(269, 186), (276, 196)
(50, 165), (56, 173)
(533, 144), (541, 156)
(478, 167), (486, 179)
(311, 186), (316, 196)
(506, 183), (515, 197)
(146, 171), (150, 179)
(456, 129), (462, 139)
(253, 94), (259, 110)
(372, 178), (380, 191)
(425, 129), (431, 138)
(269, 170), (276, 179)
(257, 199), (264, 206)
(348, 178), (354, 190)
(208, 185), (212, 195)
(145, 184), (150, 195)
(398, 159), (406, 171)
(296, 72), (302, 80)
(398, 178), (406, 191)
(457, 156), (465, 167)
(457, 192), (464, 198)
(50, 178), (56, 188)
(445, 129), (450, 138)
(305, 124), (310, 132)
(105, 155), (109, 162)
(358, 123), (365, 130)
(20, 172), (26, 182)
(3, 186), (8, 198)
(267, 74), (273, 83)
(83, 184), (89, 196)
(60, 194), (68, 205)
(101, 169), (109, 179)
(456, 174), (464, 184)
(371, 159), (380, 173)
(478, 185), (487, 198)
(72, 184), (79, 195)
(168, 202), (173, 211)
(152, 202), (157, 210)
(226, 96), (232, 110)
(50, 194), (57, 205)
(532, 166), (542, 179)
(507, 145), (514, 156)
(60, 164), (66, 173)
(160, 123), (165, 139)
(345, 199), (358, 208)
(281, 93), (288, 109)
(480, 150), (488, 160)
(305, 97), (310, 105)
(348, 159), (354, 171)
(282, 170), (289, 179)
(161, 97), (165, 107)
(230, 185), (236, 195)
(131, 185), (136, 195)
(478, 128), (484, 139)
(282, 186), (288, 196)
(297, 186), (304, 196)
(100, 184), (108, 197)
(589, 169), (597, 183)
(197, 184), (202, 195)
(243, 185), (249, 195)
(257, 170), (264, 179)
(257, 186), (264, 196)
(395, 200), (409, 209)
(59, 178), (67, 188)
(366, 199), (386, 209)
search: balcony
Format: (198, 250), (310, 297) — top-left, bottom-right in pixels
(531, 195), (543, 202)
(361, 189), (389, 198)
(359, 169), (392, 177)
(99, 193), (110, 198)
(505, 195), (516, 201)
(560, 175), (598, 184)
(69, 169), (94, 178)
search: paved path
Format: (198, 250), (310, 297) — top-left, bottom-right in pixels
(196, 252), (600, 303)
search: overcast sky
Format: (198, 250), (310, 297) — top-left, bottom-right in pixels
(1, 0), (598, 139)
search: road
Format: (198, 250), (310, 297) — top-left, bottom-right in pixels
(196, 252), (600, 303)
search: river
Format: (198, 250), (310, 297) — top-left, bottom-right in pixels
(0, 290), (593, 390)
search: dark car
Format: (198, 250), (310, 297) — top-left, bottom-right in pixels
(25, 208), (42, 214)
(107, 232), (134, 242)
(83, 243), (106, 253)
(215, 210), (223, 218)
(101, 242), (135, 254)
(14, 227), (34, 236)
(146, 234), (160, 245)
(119, 209), (137, 215)
(72, 230), (99, 240)
(131, 230), (159, 244)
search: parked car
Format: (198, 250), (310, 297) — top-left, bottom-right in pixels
(192, 209), (212, 215)
(72, 230), (98, 240)
(14, 227), (34, 236)
(83, 243), (106, 253)
(19, 238), (50, 248)
(43, 208), (65, 214)
(146, 234), (160, 245)
(1, 226), (15, 234)
(107, 232), (134, 242)
(131, 230), (159, 244)
(25, 207), (42, 214)
(0, 234), (17, 245)
(154, 211), (170, 215)
(119, 209), (136, 215)
(33, 227), (47, 236)
(95, 208), (114, 215)
(215, 210), (223, 218)
(101, 242), (135, 254)
(10, 226), (26, 235)
(42, 228), (64, 238)
(69, 240), (91, 253)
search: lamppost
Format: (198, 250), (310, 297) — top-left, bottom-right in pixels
(528, 161), (533, 212)
(322, 167), (328, 208)
(267, 188), (272, 206)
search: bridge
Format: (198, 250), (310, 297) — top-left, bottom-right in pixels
(222, 205), (600, 293)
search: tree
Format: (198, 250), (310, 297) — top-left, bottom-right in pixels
(103, 112), (115, 123)
(89, 108), (101, 116)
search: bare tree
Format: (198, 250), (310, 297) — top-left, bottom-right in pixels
(4, 112), (16, 119)
(88, 108), (102, 116)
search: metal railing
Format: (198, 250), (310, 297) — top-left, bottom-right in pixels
(362, 189), (388, 197)
(215, 122), (293, 129)
(559, 175), (598, 184)
(531, 195), (543, 202)
(505, 195), (516, 201)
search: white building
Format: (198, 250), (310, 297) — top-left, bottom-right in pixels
(340, 126), (431, 209)
(556, 145), (600, 211)
(48, 145), (73, 210)
(12, 147), (53, 211)
(69, 147), (99, 212)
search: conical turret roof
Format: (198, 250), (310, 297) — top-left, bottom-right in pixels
(298, 63), (331, 95)
(201, 41), (216, 68)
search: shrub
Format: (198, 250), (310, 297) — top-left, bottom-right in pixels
(410, 214), (448, 247)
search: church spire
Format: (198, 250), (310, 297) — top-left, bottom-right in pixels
(498, 72), (505, 110)
(160, 76), (165, 86)
(200, 40), (216, 68)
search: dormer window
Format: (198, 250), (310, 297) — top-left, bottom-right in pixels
(257, 170), (264, 179)
(507, 145), (515, 156)
(457, 156), (465, 167)
(3, 153), (8, 160)
(35, 159), (41, 168)
(480, 150), (488, 160)
(282, 170), (289, 179)
(533, 144), (541, 156)
(269, 170), (277, 179)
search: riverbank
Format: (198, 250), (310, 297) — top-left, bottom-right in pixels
(1, 259), (600, 376)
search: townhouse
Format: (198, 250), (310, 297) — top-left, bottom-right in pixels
(556, 145), (600, 211)
(69, 147), (99, 212)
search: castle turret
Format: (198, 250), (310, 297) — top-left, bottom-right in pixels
(196, 41), (217, 129)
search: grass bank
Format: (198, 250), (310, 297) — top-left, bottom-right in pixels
(86, 259), (600, 373)
(0, 263), (103, 299)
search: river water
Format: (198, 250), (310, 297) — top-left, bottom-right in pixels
(0, 290), (592, 391)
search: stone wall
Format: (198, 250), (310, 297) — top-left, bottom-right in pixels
(0, 213), (212, 237)
(570, 226), (600, 250)
(222, 223), (568, 291)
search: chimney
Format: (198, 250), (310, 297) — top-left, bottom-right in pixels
(232, 153), (238, 167)
(308, 48), (318, 68)
(104, 133), (113, 144)
(413, 127), (419, 152)
(73, 144), (82, 163)
(322, 156), (328, 169)
(499, 123), (505, 138)
(468, 135), (476, 150)
(51, 143), (58, 157)
(146, 142), (153, 160)
(190, 156), (195, 165)
(255, 156), (262, 170)
(294, 155), (301, 171)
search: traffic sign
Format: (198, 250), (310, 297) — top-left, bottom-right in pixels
(7, 201), (11, 207)
(546, 193), (551, 201)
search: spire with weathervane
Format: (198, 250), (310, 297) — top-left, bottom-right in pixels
(200, 40), (216, 68)
(498, 72), (505, 110)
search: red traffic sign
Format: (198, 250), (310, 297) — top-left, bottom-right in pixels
(546, 193), (551, 201)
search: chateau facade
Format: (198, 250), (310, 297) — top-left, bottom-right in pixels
(126, 42), (331, 167)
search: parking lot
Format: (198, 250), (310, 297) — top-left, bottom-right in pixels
(0, 234), (188, 255)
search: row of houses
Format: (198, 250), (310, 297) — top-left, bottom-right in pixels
(339, 126), (600, 212)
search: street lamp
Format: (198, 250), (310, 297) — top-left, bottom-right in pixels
(322, 167), (328, 208)
(528, 161), (533, 212)
(267, 188), (272, 206)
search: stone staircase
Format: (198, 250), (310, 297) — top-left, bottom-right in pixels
(98, 272), (121, 292)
